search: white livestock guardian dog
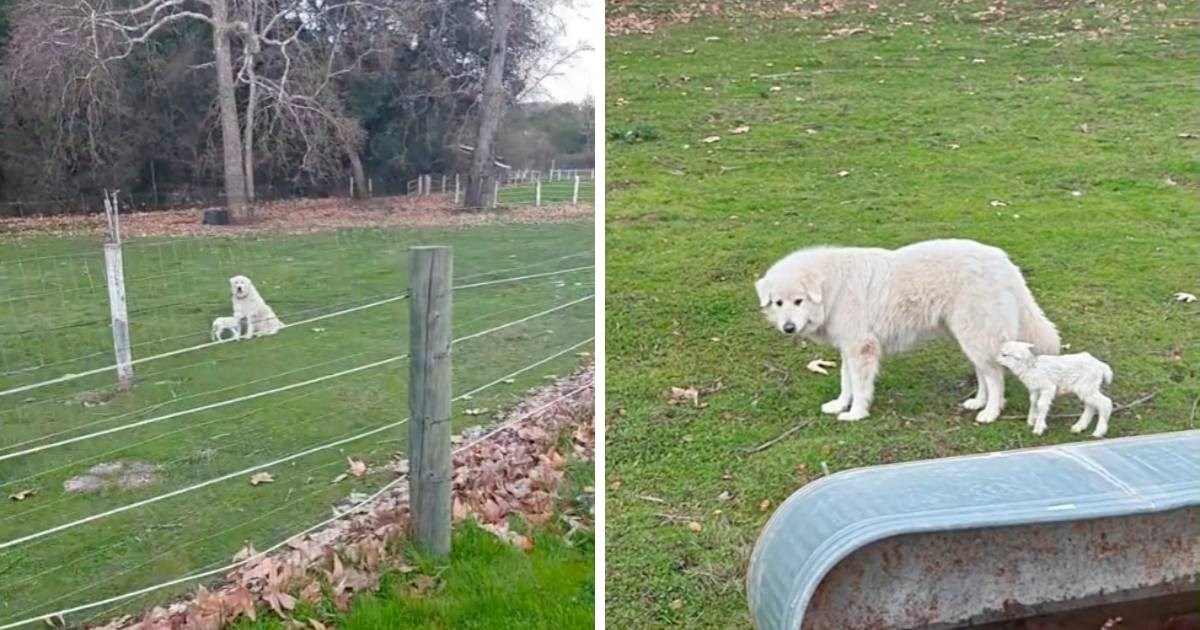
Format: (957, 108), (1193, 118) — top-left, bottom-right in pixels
(230, 275), (284, 337)
(755, 239), (1060, 423)
(996, 341), (1114, 438)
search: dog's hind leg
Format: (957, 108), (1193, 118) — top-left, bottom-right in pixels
(821, 354), (853, 415)
(838, 337), (880, 422)
(962, 365), (988, 410)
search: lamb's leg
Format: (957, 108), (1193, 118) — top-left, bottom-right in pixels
(1088, 392), (1113, 438)
(1027, 390), (1039, 427)
(1031, 387), (1055, 436)
(1070, 402), (1095, 435)
(838, 337), (880, 422)
(963, 365), (988, 411)
(821, 353), (853, 414)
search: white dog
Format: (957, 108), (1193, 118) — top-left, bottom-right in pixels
(230, 275), (284, 337)
(756, 239), (1060, 422)
(211, 316), (243, 342)
(997, 341), (1114, 438)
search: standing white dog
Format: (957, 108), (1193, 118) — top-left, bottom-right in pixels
(230, 275), (284, 337)
(996, 341), (1114, 438)
(755, 239), (1059, 422)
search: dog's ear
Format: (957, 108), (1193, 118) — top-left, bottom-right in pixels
(803, 274), (823, 304)
(754, 277), (771, 307)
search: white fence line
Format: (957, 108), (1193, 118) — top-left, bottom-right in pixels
(0, 361), (595, 630)
(0, 265), (593, 400)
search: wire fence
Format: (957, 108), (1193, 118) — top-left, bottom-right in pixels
(404, 168), (597, 207)
(0, 215), (594, 627)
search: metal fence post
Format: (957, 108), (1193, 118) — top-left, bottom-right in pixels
(102, 190), (133, 391)
(573, 175), (581, 205)
(409, 246), (452, 557)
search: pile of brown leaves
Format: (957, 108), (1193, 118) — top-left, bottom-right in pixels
(0, 196), (592, 239)
(89, 363), (594, 630)
(606, 0), (862, 36)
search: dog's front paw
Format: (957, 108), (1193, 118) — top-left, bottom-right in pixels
(961, 397), (986, 411)
(1069, 421), (1088, 434)
(974, 408), (1000, 424)
(821, 399), (850, 414)
(1091, 429), (1107, 439)
(1032, 424), (1047, 436)
(837, 410), (869, 422)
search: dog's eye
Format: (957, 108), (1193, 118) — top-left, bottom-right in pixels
(794, 299), (803, 306)
(774, 299), (782, 307)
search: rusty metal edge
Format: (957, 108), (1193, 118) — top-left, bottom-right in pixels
(746, 430), (1200, 630)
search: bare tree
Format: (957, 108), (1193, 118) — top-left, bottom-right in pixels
(7, 0), (399, 220)
(464, 0), (513, 209)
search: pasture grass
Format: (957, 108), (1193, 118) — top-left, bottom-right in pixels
(0, 220), (593, 626)
(605, 1), (1199, 626)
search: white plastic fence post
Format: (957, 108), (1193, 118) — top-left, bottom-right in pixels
(535, 179), (542, 206)
(102, 191), (133, 391)
(573, 175), (581, 205)
(492, 179), (499, 209)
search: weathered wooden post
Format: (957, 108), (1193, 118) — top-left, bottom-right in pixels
(102, 190), (133, 391)
(491, 179), (500, 209)
(454, 174), (461, 205)
(409, 246), (452, 556)
(441, 174), (447, 193)
(573, 175), (581, 205)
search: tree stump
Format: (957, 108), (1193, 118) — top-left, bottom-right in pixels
(202, 209), (231, 226)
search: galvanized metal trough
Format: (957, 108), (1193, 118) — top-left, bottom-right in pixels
(747, 430), (1200, 629)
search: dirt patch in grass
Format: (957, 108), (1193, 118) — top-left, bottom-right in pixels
(64, 461), (163, 494)
(0, 195), (592, 239)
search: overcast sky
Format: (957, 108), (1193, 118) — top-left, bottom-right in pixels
(536, 0), (598, 103)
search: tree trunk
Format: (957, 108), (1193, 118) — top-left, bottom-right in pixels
(464, 0), (513, 210)
(211, 0), (249, 219)
(348, 150), (368, 199)
(242, 54), (258, 207)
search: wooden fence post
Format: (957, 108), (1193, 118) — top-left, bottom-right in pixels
(454, 174), (461, 205)
(409, 246), (453, 557)
(492, 179), (500, 208)
(535, 179), (542, 206)
(572, 175), (581, 205)
(103, 191), (133, 391)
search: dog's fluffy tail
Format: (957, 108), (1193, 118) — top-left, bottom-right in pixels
(1015, 282), (1060, 356)
(1101, 362), (1114, 386)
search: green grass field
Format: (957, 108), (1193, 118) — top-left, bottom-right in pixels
(0, 221), (593, 626)
(605, 1), (1198, 627)
(499, 179), (597, 206)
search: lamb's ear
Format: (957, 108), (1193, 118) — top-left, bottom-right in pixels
(754, 277), (771, 307)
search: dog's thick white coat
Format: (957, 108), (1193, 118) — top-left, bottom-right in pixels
(211, 316), (243, 342)
(230, 275), (284, 337)
(997, 341), (1114, 438)
(755, 239), (1060, 422)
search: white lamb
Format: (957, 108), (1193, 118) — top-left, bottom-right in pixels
(996, 341), (1114, 438)
(211, 316), (243, 342)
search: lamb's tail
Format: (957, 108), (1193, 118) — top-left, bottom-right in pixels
(1015, 277), (1060, 356)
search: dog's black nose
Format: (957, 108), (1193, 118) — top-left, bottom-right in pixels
(783, 322), (797, 334)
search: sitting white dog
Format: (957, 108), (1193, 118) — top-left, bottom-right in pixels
(211, 316), (243, 342)
(996, 341), (1114, 438)
(230, 275), (284, 337)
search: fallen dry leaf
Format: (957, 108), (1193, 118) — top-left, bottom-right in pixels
(249, 472), (275, 486)
(836, 170), (851, 177)
(759, 499), (771, 512)
(1174, 292), (1197, 303)
(667, 386), (701, 407)
(346, 458), (368, 478)
(8, 488), (37, 501)
(669, 599), (685, 610)
(701, 135), (721, 144)
(990, 200), (1008, 207)
(687, 521), (703, 532)
(805, 359), (837, 375)
(1079, 122), (1091, 134)
(730, 125), (750, 134)
(464, 408), (489, 416)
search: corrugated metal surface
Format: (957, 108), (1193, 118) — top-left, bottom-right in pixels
(746, 430), (1200, 630)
